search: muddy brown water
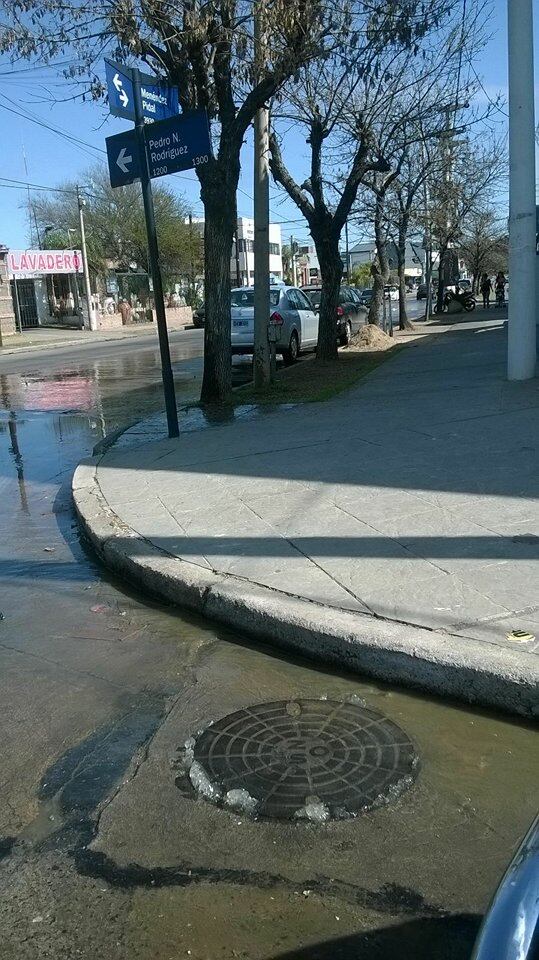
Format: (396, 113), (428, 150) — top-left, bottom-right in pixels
(0, 335), (536, 960)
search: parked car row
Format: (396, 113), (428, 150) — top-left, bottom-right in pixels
(230, 284), (368, 363)
(195, 283), (369, 363)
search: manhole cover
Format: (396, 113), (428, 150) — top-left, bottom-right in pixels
(186, 699), (419, 821)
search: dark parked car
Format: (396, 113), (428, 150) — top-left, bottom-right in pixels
(302, 285), (367, 345)
(193, 303), (205, 328)
(416, 283), (429, 300)
(359, 287), (374, 307)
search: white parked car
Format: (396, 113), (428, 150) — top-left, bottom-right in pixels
(230, 285), (318, 364)
(384, 285), (399, 301)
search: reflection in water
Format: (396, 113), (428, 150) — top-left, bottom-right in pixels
(0, 345), (206, 612)
(7, 415), (29, 514)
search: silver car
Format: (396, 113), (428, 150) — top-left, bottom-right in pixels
(230, 285), (319, 364)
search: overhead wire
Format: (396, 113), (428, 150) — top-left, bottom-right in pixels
(0, 94), (106, 162)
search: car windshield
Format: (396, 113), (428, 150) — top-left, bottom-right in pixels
(230, 290), (281, 307)
(362, 289), (373, 296)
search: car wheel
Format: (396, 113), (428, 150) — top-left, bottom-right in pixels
(283, 331), (299, 365)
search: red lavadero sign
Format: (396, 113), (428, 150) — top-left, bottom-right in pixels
(7, 249), (83, 278)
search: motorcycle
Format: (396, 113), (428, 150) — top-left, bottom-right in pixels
(442, 289), (476, 313)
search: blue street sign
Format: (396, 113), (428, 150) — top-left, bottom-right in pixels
(139, 75), (179, 124)
(105, 60), (135, 120)
(106, 128), (140, 187)
(145, 111), (212, 179)
(105, 59), (179, 124)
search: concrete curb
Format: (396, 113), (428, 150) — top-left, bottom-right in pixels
(73, 458), (539, 721)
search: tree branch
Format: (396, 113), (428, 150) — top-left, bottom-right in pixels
(268, 131), (315, 222)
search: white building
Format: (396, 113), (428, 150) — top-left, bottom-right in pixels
(297, 244), (321, 285)
(231, 217), (283, 286)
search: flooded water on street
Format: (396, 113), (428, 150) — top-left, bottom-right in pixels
(0, 334), (537, 960)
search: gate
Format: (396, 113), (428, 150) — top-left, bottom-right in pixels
(14, 280), (38, 328)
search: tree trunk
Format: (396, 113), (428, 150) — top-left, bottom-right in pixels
(397, 261), (408, 329)
(198, 160), (239, 404)
(396, 227), (414, 330)
(368, 265), (384, 325)
(368, 194), (389, 326)
(436, 245), (448, 313)
(312, 230), (342, 362)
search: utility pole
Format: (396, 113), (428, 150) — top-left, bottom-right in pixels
(253, 0), (271, 388)
(420, 142), (433, 321)
(133, 68), (179, 437)
(507, 0), (536, 381)
(290, 235), (297, 286)
(77, 187), (97, 331)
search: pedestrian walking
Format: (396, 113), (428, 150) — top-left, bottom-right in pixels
(480, 273), (492, 309)
(495, 272), (506, 307)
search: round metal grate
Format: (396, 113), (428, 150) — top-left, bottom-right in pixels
(189, 699), (418, 820)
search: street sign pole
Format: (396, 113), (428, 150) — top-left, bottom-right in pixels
(133, 68), (179, 438)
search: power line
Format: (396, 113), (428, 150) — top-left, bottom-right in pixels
(469, 65), (509, 119)
(0, 82), (306, 227)
(237, 184), (300, 225)
(0, 60), (75, 77)
(0, 175), (80, 195)
(0, 93), (106, 161)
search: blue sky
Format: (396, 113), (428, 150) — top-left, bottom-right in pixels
(0, 0), (537, 251)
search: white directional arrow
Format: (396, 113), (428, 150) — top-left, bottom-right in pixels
(113, 72), (129, 108)
(116, 147), (132, 174)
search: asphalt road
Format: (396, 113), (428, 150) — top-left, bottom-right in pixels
(0, 295), (428, 377)
(0, 327), (205, 376)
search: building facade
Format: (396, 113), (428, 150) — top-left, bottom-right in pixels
(231, 217), (283, 286)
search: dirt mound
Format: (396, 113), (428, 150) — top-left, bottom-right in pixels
(347, 324), (394, 352)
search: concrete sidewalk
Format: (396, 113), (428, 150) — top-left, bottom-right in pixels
(73, 317), (539, 716)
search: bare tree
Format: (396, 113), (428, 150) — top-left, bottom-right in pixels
(430, 134), (506, 312)
(387, 150), (436, 329)
(268, 3), (455, 362)
(350, 0), (496, 324)
(363, 165), (401, 326)
(455, 208), (508, 293)
(1, 0), (349, 401)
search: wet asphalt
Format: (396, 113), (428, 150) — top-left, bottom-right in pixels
(0, 328), (537, 960)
